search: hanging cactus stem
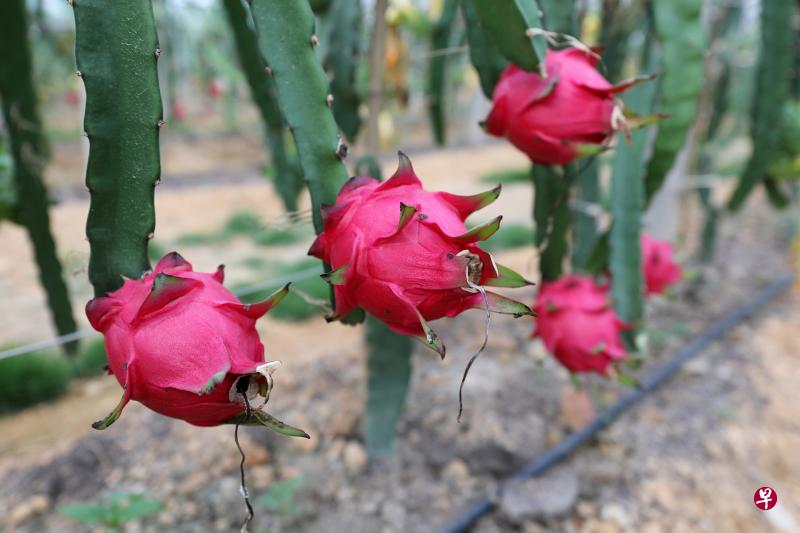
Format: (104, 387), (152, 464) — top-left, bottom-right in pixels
(428, 0), (461, 146)
(73, 0), (164, 296)
(248, 0), (349, 235)
(462, 0), (508, 99)
(472, 0), (548, 76)
(222, 0), (302, 214)
(0, 0), (79, 354)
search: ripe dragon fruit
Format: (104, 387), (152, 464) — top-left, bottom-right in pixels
(641, 232), (682, 296)
(485, 48), (654, 165)
(533, 274), (629, 374)
(86, 252), (307, 438)
(308, 152), (534, 356)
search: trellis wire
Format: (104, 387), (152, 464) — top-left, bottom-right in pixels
(0, 265), (322, 362)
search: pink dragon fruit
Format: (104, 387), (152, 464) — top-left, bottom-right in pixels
(308, 152), (534, 356)
(533, 274), (629, 374)
(641, 233), (682, 296)
(86, 252), (307, 437)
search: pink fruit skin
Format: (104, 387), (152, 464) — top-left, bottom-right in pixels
(86, 253), (275, 427)
(308, 154), (530, 340)
(485, 48), (634, 165)
(641, 233), (682, 296)
(533, 275), (629, 374)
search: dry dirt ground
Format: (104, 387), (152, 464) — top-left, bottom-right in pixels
(1, 141), (799, 532)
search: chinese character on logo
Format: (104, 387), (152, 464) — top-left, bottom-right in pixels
(753, 486), (778, 511)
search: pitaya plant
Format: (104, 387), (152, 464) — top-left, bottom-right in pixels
(0, 0), (79, 355)
(86, 252), (307, 436)
(309, 152), (533, 356)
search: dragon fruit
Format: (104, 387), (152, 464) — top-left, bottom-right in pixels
(533, 274), (629, 374)
(308, 152), (534, 356)
(86, 252), (307, 437)
(485, 48), (653, 165)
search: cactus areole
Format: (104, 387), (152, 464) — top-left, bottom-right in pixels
(533, 275), (629, 374)
(309, 152), (534, 357)
(485, 48), (653, 165)
(85, 252), (307, 438)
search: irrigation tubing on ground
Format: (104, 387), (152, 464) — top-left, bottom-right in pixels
(438, 272), (796, 533)
(0, 266), (323, 362)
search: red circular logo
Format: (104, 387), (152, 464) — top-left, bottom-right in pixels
(754, 486), (778, 510)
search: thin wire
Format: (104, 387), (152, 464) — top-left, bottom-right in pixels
(457, 281), (491, 423)
(0, 266), (323, 362)
(236, 392), (255, 533)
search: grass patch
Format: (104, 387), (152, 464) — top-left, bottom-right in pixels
(479, 167), (530, 185)
(0, 350), (72, 413)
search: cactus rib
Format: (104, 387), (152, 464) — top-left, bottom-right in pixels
(249, 0), (349, 234)
(0, 0), (79, 353)
(73, 0), (163, 296)
(222, 0), (301, 213)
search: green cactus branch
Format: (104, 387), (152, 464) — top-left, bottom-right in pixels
(609, 41), (658, 347)
(532, 165), (571, 282)
(539, 0), (576, 35)
(0, 0), (79, 354)
(222, 0), (301, 213)
(462, 0), (508, 99)
(727, 0), (794, 210)
(472, 0), (548, 76)
(74, 0), (163, 297)
(643, 0), (705, 205)
(428, 0), (461, 146)
(249, 0), (349, 234)
(322, 0), (364, 143)
(571, 160), (600, 272)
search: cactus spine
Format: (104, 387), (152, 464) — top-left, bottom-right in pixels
(73, 0), (163, 297)
(222, 0), (301, 213)
(249, 0), (349, 234)
(0, 0), (79, 353)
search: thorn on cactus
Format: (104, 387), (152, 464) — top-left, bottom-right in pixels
(75, 70), (82, 78)
(326, 94), (334, 107)
(157, 120), (166, 129)
(154, 48), (161, 58)
(310, 35), (319, 47)
(264, 66), (272, 76)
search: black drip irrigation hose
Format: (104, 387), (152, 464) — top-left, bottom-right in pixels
(438, 272), (795, 533)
